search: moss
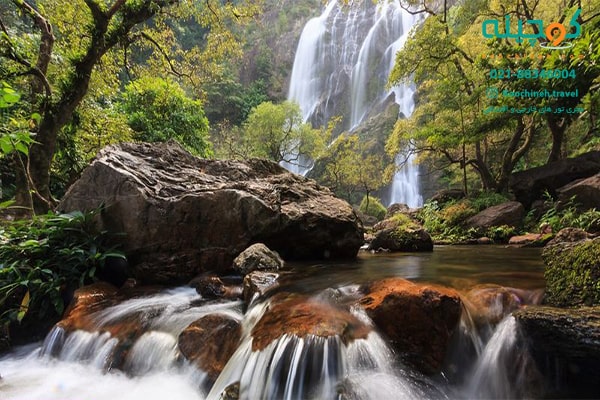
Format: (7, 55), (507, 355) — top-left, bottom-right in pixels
(359, 196), (386, 221)
(543, 237), (600, 307)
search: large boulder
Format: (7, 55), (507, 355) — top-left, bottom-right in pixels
(358, 278), (462, 374)
(178, 314), (242, 381)
(465, 201), (525, 232)
(509, 151), (600, 208)
(59, 142), (363, 284)
(557, 173), (600, 212)
(368, 213), (433, 252)
(514, 306), (600, 398)
(542, 237), (600, 307)
(251, 294), (371, 352)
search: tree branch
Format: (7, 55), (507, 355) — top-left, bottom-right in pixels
(0, 17), (52, 101)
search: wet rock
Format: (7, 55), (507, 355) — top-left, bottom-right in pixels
(178, 314), (242, 381)
(514, 306), (600, 398)
(546, 227), (593, 246)
(232, 243), (283, 276)
(57, 282), (162, 345)
(465, 201), (525, 232)
(251, 294), (371, 351)
(476, 237), (493, 244)
(219, 382), (240, 400)
(508, 233), (553, 247)
(242, 271), (279, 303)
(59, 282), (119, 332)
(59, 142), (363, 284)
(358, 278), (461, 374)
(368, 214), (433, 252)
(190, 275), (242, 300)
(557, 173), (600, 212)
(542, 236), (600, 307)
(463, 285), (535, 326)
(384, 203), (410, 218)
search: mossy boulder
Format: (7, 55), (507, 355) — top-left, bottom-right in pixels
(367, 213), (433, 252)
(542, 237), (600, 307)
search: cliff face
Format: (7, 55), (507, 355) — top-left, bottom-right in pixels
(240, 0), (321, 101)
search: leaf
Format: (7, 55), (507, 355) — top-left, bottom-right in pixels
(17, 290), (30, 322)
(103, 252), (127, 260)
(19, 239), (40, 248)
(30, 113), (42, 125)
(0, 200), (15, 209)
(0, 137), (13, 154)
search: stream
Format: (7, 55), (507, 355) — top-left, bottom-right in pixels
(0, 246), (545, 400)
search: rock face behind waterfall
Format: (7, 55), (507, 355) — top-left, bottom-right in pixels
(359, 278), (461, 374)
(59, 142), (363, 284)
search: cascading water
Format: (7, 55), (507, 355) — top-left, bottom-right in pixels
(0, 256), (549, 399)
(287, 0), (423, 205)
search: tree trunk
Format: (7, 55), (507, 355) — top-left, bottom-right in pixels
(547, 115), (565, 163)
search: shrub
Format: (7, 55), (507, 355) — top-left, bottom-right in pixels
(539, 193), (600, 233)
(0, 210), (125, 328)
(359, 196), (387, 221)
(486, 225), (518, 243)
(469, 191), (510, 212)
(440, 201), (477, 226)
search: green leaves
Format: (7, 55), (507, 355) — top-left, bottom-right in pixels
(0, 209), (126, 326)
(121, 77), (212, 157)
(0, 83), (21, 109)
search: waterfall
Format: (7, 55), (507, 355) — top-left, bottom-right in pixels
(287, 0), (422, 205)
(207, 300), (428, 400)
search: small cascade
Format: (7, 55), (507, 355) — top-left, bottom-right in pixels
(464, 316), (522, 399)
(39, 287), (243, 381)
(124, 331), (179, 376)
(389, 152), (423, 207)
(208, 294), (428, 400)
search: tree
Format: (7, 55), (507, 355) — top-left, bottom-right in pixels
(241, 101), (325, 166)
(323, 134), (389, 206)
(388, 0), (599, 193)
(0, 0), (256, 214)
(121, 77), (211, 156)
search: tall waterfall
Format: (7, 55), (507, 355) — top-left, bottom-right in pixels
(287, 0), (423, 206)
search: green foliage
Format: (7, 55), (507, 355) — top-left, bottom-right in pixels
(359, 196), (386, 221)
(0, 82), (37, 158)
(543, 238), (600, 307)
(121, 77), (212, 157)
(387, 1), (600, 193)
(469, 191), (510, 212)
(440, 202), (477, 226)
(0, 210), (126, 326)
(417, 190), (513, 243)
(322, 131), (390, 204)
(486, 225), (517, 243)
(539, 193), (600, 233)
(241, 100), (324, 164)
(391, 212), (420, 230)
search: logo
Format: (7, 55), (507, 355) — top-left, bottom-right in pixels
(482, 9), (581, 49)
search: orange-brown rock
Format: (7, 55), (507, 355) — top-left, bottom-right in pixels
(508, 233), (552, 247)
(358, 278), (461, 374)
(58, 282), (156, 342)
(251, 294), (371, 352)
(178, 315), (242, 381)
(463, 285), (525, 326)
(58, 282), (119, 332)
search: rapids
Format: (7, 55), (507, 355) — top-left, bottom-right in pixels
(0, 248), (546, 400)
